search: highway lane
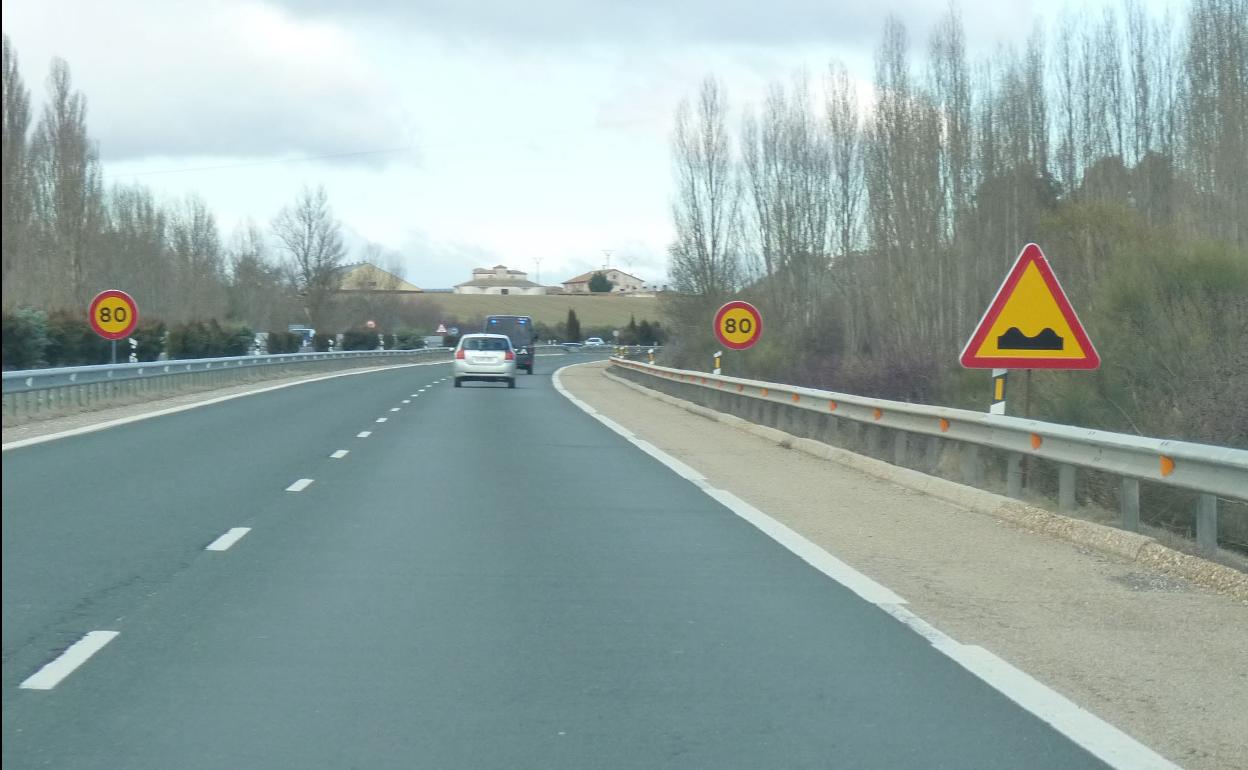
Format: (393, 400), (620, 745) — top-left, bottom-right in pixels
(3, 359), (1112, 768)
(1, 361), (455, 685)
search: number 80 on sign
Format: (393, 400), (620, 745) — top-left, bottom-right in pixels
(713, 300), (763, 350)
(88, 290), (139, 340)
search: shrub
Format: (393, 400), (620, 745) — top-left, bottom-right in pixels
(167, 320), (254, 359)
(1, 308), (50, 370)
(313, 332), (334, 352)
(265, 331), (301, 354)
(342, 328), (378, 350)
(393, 329), (425, 350)
(45, 311), (109, 366)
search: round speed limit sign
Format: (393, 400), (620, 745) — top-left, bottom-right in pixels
(88, 290), (139, 340)
(713, 300), (763, 350)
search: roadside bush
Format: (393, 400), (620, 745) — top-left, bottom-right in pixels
(313, 332), (334, 352)
(342, 328), (378, 351)
(265, 330), (301, 354)
(167, 320), (254, 359)
(393, 329), (425, 350)
(1, 308), (50, 369)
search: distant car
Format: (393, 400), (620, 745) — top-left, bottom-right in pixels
(584, 337), (605, 346)
(453, 333), (516, 388)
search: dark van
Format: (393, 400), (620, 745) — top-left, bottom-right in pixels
(484, 315), (536, 374)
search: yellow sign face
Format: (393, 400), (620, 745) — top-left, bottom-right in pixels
(960, 244), (1099, 369)
(713, 301), (763, 350)
(88, 290), (139, 340)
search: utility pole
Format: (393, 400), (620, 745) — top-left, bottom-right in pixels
(602, 249), (613, 270)
(535, 257), (542, 285)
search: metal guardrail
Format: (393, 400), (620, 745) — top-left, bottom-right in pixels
(2, 348), (454, 420)
(610, 358), (1248, 552)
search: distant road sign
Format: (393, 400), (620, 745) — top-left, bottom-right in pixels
(436, 323), (448, 334)
(88, 290), (138, 341)
(714, 301), (763, 351)
(960, 243), (1099, 369)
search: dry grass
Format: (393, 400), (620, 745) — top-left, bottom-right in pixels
(425, 293), (661, 328)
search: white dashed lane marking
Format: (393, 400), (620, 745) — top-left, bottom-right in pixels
(375, 418), (387, 423)
(402, 400), (410, 404)
(356, 431), (371, 438)
(286, 478), (314, 492)
(205, 527), (251, 551)
(390, 408), (400, 412)
(20, 631), (119, 690)
(330, 450), (348, 459)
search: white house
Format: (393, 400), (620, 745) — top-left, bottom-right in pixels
(453, 265), (548, 295)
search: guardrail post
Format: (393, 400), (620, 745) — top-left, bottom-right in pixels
(925, 436), (942, 472)
(1007, 453), (1024, 499)
(1120, 478), (1141, 532)
(893, 430), (907, 466)
(1196, 494), (1218, 553)
(1058, 464), (1077, 511)
(962, 444), (980, 486)
(866, 425), (882, 457)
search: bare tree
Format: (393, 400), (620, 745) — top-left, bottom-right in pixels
(170, 194), (227, 320)
(2, 34), (32, 307)
(272, 185), (346, 328)
(825, 62), (865, 260)
(668, 78), (742, 297)
(29, 57), (101, 310)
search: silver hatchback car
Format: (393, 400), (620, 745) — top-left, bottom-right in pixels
(453, 333), (517, 388)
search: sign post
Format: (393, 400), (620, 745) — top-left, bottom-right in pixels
(713, 301), (763, 374)
(713, 351), (722, 375)
(88, 290), (139, 364)
(990, 369), (1008, 415)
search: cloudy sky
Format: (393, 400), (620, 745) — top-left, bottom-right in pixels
(3, 0), (1174, 288)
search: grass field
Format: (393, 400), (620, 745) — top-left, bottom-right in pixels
(425, 293), (663, 329)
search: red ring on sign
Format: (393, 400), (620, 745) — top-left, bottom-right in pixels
(713, 301), (763, 351)
(88, 290), (139, 340)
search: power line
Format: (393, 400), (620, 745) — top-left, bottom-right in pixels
(114, 146), (415, 177)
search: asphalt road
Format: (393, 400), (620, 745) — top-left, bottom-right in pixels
(2, 358), (1111, 769)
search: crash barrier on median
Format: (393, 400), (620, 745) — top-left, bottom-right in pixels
(608, 357), (1248, 554)
(2, 348), (457, 421)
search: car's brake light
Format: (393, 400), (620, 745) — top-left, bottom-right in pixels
(455, 348), (466, 359)
(505, 349), (515, 361)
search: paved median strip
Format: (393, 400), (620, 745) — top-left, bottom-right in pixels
(285, 478), (314, 492)
(330, 450), (349, 459)
(205, 527), (251, 552)
(20, 631), (119, 690)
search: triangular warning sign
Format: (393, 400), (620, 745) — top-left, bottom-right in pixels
(960, 243), (1099, 370)
(436, 324), (448, 334)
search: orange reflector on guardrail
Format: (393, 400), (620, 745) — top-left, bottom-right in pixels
(829, 401), (838, 411)
(1160, 455), (1175, 477)
(761, 388), (769, 397)
(1030, 434), (1043, 450)
(939, 418), (950, 432)
(791, 394), (800, 403)
(873, 408), (883, 421)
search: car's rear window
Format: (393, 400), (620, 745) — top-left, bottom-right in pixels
(462, 337), (509, 351)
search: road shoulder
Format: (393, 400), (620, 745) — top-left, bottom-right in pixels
(560, 361), (1247, 770)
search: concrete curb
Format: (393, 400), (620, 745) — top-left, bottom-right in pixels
(600, 367), (1248, 603)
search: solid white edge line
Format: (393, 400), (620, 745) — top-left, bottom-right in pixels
(330, 450), (348, 459)
(356, 431), (371, 438)
(205, 527), (251, 552)
(2, 359), (455, 452)
(550, 361), (1181, 770)
(20, 631), (119, 690)
(285, 478), (314, 492)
